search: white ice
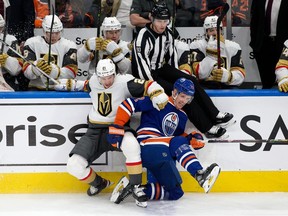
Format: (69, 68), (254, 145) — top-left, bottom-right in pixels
(0, 192), (287, 216)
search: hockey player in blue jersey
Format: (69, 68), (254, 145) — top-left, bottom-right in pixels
(108, 77), (221, 205)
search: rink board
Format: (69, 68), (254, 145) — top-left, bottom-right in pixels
(0, 90), (288, 193)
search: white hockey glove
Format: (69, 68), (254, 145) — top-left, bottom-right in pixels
(0, 53), (9, 67)
(102, 39), (124, 63)
(147, 81), (168, 111)
(206, 35), (225, 60)
(207, 67), (232, 83)
(85, 37), (103, 51)
(54, 79), (84, 91)
(278, 77), (288, 92)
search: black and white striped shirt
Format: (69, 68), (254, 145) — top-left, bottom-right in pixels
(132, 24), (178, 80)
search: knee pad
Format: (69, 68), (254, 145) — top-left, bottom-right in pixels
(67, 154), (90, 179)
(121, 132), (141, 163)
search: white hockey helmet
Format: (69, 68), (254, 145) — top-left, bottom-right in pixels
(96, 59), (116, 77)
(0, 14), (5, 27)
(203, 15), (222, 31)
(42, 15), (63, 32)
(101, 17), (121, 32)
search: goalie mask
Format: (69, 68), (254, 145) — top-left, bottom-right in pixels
(96, 59), (116, 77)
(42, 15), (63, 32)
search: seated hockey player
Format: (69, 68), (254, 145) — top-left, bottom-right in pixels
(78, 16), (132, 77)
(275, 39), (288, 92)
(108, 78), (221, 204)
(0, 14), (25, 91)
(54, 59), (168, 208)
(23, 15), (77, 90)
(189, 15), (246, 88)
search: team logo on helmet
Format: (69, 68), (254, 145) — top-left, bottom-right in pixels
(98, 92), (112, 116)
(162, 112), (179, 136)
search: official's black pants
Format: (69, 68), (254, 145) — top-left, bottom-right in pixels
(151, 64), (219, 133)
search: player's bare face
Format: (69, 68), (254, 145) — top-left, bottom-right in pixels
(152, 19), (169, 34)
(99, 75), (115, 89)
(173, 91), (193, 109)
(206, 27), (223, 39)
(44, 31), (61, 44)
(105, 30), (121, 43)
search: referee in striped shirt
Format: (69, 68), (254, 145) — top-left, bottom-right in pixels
(131, 3), (234, 138)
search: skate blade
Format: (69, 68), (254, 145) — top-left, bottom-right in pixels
(136, 200), (147, 208)
(110, 176), (129, 202)
(203, 166), (221, 193)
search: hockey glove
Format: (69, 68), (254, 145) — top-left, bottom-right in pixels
(278, 76), (288, 92)
(186, 131), (205, 150)
(85, 37), (103, 51)
(147, 81), (169, 111)
(107, 124), (125, 149)
(54, 79), (84, 91)
(102, 39), (124, 63)
(36, 59), (52, 75)
(0, 53), (9, 67)
(207, 67), (232, 83)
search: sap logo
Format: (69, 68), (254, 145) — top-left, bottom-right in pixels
(240, 115), (288, 152)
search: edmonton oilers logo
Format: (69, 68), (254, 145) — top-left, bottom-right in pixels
(162, 112), (179, 136)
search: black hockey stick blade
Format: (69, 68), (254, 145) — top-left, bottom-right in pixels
(217, 3), (230, 69)
(208, 139), (288, 144)
(217, 3), (230, 26)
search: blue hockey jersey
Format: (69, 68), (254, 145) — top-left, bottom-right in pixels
(114, 96), (188, 142)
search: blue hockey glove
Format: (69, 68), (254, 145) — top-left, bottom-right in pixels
(107, 124), (125, 149)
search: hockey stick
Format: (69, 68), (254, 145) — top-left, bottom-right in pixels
(93, 0), (101, 75)
(217, 3), (229, 69)
(208, 139), (288, 144)
(46, 4), (55, 90)
(1, 0), (10, 54)
(0, 38), (59, 84)
(0, 0), (14, 91)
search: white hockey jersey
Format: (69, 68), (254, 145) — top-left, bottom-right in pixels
(275, 40), (288, 83)
(85, 73), (151, 124)
(0, 33), (22, 76)
(189, 38), (246, 86)
(23, 36), (78, 90)
(77, 38), (132, 77)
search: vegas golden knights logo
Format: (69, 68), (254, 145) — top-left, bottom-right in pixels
(97, 92), (112, 116)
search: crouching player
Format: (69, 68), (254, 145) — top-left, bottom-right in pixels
(54, 59), (168, 207)
(108, 78), (221, 204)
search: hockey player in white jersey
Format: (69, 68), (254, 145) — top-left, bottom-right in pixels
(22, 15), (78, 90)
(0, 14), (24, 91)
(54, 59), (168, 208)
(78, 16), (132, 77)
(189, 15), (246, 88)
(275, 39), (288, 92)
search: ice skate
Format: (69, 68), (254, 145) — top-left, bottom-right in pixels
(110, 176), (148, 208)
(215, 112), (236, 128)
(87, 179), (113, 196)
(195, 163), (221, 193)
(205, 126), (228, 139)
